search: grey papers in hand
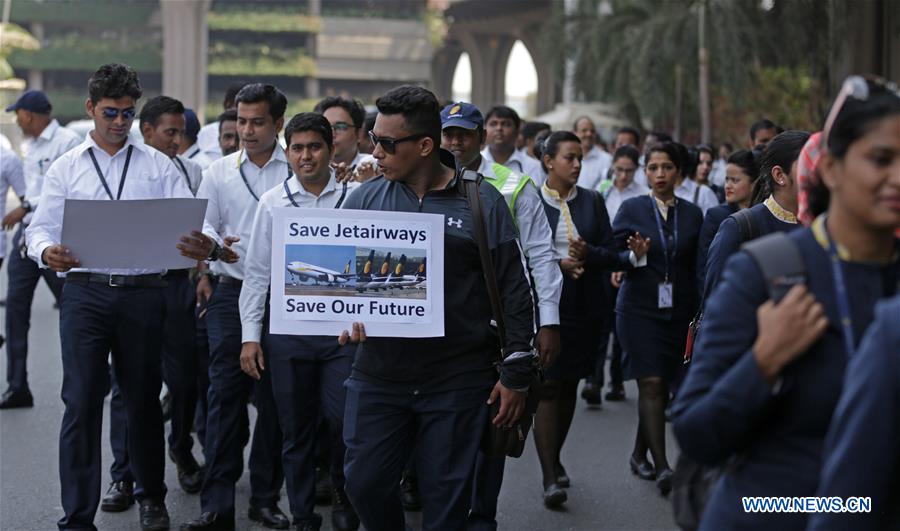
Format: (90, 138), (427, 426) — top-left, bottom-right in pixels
(61, 198), (208, 269)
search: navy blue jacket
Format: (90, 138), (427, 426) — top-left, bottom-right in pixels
(672, 228), (900, 531)
(541, 186), (620, 327)
(341, 152), (535, 393)
(612, 195), (704, 323)
(697, 203), (737, 290)
(810, 294), (900, 530)
(703, 201), (799, 299)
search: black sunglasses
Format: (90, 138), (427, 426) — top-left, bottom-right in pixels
(100, 107), (136, 121)
(368, 131), (426, 154)
(822, 75), (900, 147)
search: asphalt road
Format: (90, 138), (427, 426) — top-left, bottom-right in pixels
(0, 271), (679, 531)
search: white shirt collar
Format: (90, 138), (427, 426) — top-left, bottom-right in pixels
(283, 168), (339, 198)
(37, 119), (61, 142)
(237, 145), (288, 170)
(76, 131), (147, 157)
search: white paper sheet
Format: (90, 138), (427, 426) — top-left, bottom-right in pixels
(61, 198), (208, 269)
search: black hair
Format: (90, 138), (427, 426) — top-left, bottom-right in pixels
(534, 130), (580, 173)
(572, 115), (594, 131)
(374, 85), (442, 145)
(647, 130), (672, 143)
(364, 111), (377, 133)
(223, 83), (245, 110)
(484, 105), (521, 129)
(217, 108), (237, 134)
(314, 96), (366, 129)
(235, 83), (287, 121)
(674, 142), (695, 178)
(749, 118), (777, 142)
(696, 144), (715, 159)
(756, 130), (810, 202)
(522, 121), (550, 141)
(617, 126), (641, 146)
(726, 149), (760, 182)
(88, 63), (142, 104)
(720, 142), (733, 153)
(139, 95), (184, 130)
(284, 112), (333, 150)
(612, 144), (640, 166)
(646, 141), (683, 173)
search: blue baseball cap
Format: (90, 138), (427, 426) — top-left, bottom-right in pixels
(183, 108), (200, 143)
(440, 102), (483, 130)
(5, 90), (52, 114)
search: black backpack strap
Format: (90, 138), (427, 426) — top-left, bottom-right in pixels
(741, 232), (806, 303)
(730, 208), (760, 244)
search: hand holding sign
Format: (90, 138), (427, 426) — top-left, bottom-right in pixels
(338, 322), (367, 345)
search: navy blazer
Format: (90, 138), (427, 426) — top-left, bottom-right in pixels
(703, 201), (799, 299)
(672, 228), (900, 531)
(810, 294), (900, 530)
(612, 195), (703, 322)
(542, 186), (620, 326)
(697, 203), (738, 290)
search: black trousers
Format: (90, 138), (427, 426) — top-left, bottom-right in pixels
(200, 282), (283, 519)
(57, 282), (166, 530)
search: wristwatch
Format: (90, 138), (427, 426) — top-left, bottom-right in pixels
(207, 241), (222, 262)
(21, 200), (32, 213)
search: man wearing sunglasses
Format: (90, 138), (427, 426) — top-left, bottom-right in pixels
(25, 63), (213, 531)
(337, 85), (536, 531)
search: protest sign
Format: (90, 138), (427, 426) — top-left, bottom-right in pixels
(269, 208), (445, 337)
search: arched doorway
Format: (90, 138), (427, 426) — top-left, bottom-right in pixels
(451, 52), (472, 104)
(504, 40), (538, 118)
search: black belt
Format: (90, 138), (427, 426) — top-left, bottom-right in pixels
(217, 274), (243, 288)
(163, 269), (191, 280)
(66, 272), (167, 288)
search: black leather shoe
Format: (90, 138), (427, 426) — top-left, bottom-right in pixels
(656, 467), (674, 496)
(180, 512), (233, 530)
(139, 499), (170, 531)
(100, 481), (134, 512)
(629, 455), (655, 481)
(542, 483), (567, 508)
(314, 466), (332, 505)
(0, 388), (33, 409)
(248, 506), (289, 530)
(399, 472), (421, 511)
(331, 487), (360, 531)
(169, 449), (204, 494)
(580, 383), (603, 407)
(554, 462), (570, 488)
(605, 385), (626, 401)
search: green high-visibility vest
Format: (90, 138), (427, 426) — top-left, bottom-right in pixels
(484, 162), (534, 221)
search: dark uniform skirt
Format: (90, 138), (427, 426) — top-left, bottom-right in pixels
(543, 322), (597, 381)
(616, 313), (688, 383)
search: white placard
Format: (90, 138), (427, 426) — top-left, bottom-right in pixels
(269, 208), (445, 338)
(60, 198), (208, 269)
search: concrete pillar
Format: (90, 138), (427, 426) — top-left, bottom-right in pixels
(161, 0), (211, 122)
(431, 44), (463, 102)
(464, 33), (514, 113)
(27, 22), (44, 90)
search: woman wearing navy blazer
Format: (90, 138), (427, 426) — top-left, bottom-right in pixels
(810, 294), (900, 530)
(696, 149), (759, 289)
(612, 141), (704, 495)
(671, 77), (900, 530)
(532, 131), (620, 507)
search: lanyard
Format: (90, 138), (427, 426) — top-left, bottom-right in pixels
(650, 195), (678, 282)
(238, 156), (292, 202)
(173, 156), (192, 190)
(87, 145), (133, 200)
(822, 222), (857, 356)
(283, 177), (348, 209)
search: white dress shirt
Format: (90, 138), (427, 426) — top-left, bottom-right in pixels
(481, 146), (545, 186)
(239, 171), (359, 342)
(173, 154), (204, 196)
(577, 146), (613, 192)
(198, 147), (292, 280)
(196, 121), (224, 163)
(20, 119), (81, 224)
(26, 135), (193, 274)
(185, 144), (214, 170)
(0, 146), (27, 258)
(479, 157), (562, 327)
(602, 178), (648, 221)
(540, 184), (581, 261)
(675, 177), (720, 215)
(709, 158), (727, 188)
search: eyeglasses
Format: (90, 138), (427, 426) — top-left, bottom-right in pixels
(822, 75), (900, 147)
(331, 122), (353, 132)
(368, 131), (426, 155)
(613, 166), (636, 175)
(100, 107), (136, 121)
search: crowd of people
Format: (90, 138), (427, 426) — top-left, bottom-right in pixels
(0, 61), (898, 531)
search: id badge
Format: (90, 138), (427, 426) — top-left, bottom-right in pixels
(658, 282), (674, 309)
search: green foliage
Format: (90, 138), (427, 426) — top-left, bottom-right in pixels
(207, 42), (315, 77)
(8, 33), (161, 72)
(10, 0), (157, 26)
(207, 11), (321, 33)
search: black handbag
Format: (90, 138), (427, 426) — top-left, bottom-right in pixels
(459, 169), (541, 459)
